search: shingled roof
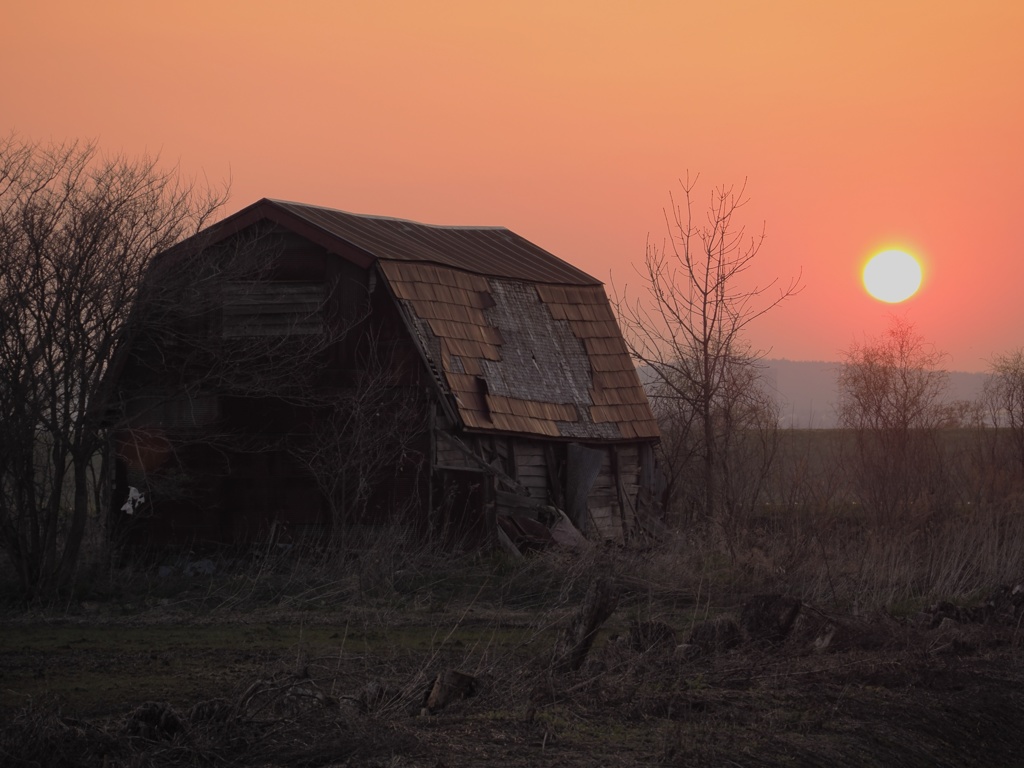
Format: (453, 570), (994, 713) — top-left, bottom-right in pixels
(200, 199), (659, 442)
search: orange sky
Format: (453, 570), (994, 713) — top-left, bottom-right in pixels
(7, 0), (1023, 372)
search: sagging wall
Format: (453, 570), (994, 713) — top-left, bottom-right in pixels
(431, 426), (651, 542)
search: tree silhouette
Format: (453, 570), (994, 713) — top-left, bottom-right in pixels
(0, 136), (224, 598)
(615, 174), (799, 524)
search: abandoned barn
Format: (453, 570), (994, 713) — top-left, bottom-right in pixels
(109, 199), (660, 549)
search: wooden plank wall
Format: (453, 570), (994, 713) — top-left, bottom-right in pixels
(585, 448), (618, 540)
(432, 429), (651, 543)
(434, 430), (476, 470)
(585, 444), (642, 542)
(616, 443), (641, 538)
(222, 281), (325, 337)
(512, 439), (549, 503)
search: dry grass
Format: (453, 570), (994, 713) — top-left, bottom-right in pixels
(5, 536), (1024, 767)
(7, 490), (1024, 766)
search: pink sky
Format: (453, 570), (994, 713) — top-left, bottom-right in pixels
(7, 0), (1023, 371)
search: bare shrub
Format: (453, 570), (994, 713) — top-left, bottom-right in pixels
(837, 317), (953, 527)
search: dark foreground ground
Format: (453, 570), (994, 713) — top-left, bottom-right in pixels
(3, 575), (1024, 767)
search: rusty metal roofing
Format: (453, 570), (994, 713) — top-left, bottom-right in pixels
(381, 261), (660, 442)
(208, 199), (602, 286)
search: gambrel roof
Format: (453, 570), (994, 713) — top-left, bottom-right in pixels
(185, 199), (659, 442)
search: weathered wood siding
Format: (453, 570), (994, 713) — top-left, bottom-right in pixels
(512, 439), (549, 502)
(433, 430), (478, 470)
(585, 447), (617, 540)
(222, 281), (325, 337)
(584, 444), (642, 542)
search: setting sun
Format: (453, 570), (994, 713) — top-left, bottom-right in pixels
(862, 249), (922, 303)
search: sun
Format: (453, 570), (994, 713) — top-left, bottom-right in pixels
(862, 249), (922, 303)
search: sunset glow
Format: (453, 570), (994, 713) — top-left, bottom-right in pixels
(863, 250), (923, 304)
(5, 1), (1024, 371)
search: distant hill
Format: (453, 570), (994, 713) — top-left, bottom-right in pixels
(759, 360), (842, 428)
(760, 359), (989, 429)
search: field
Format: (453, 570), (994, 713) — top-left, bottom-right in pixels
(4, 535), (1024, 767)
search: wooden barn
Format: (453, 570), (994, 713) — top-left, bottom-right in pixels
(109, 199), (660, 550)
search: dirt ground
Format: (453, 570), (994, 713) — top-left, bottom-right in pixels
(4, 588), (1024, 767)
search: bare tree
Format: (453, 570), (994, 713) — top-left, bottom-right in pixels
(837, 316), (950, 525)
(291, 341), (428, 539)
(983, 350), (1024, 477)
(616, 174), (799, 524)
(0, 136), (225, 598)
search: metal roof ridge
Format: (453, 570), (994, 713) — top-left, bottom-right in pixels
(265, 198), (509, 232)
(376, 257), (605, 287)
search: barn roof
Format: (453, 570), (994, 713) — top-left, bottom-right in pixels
(189, 199), (659, 442)
(201, 198), (600, 286)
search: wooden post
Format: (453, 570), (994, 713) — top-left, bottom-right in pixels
(551, 575), (619, 672)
